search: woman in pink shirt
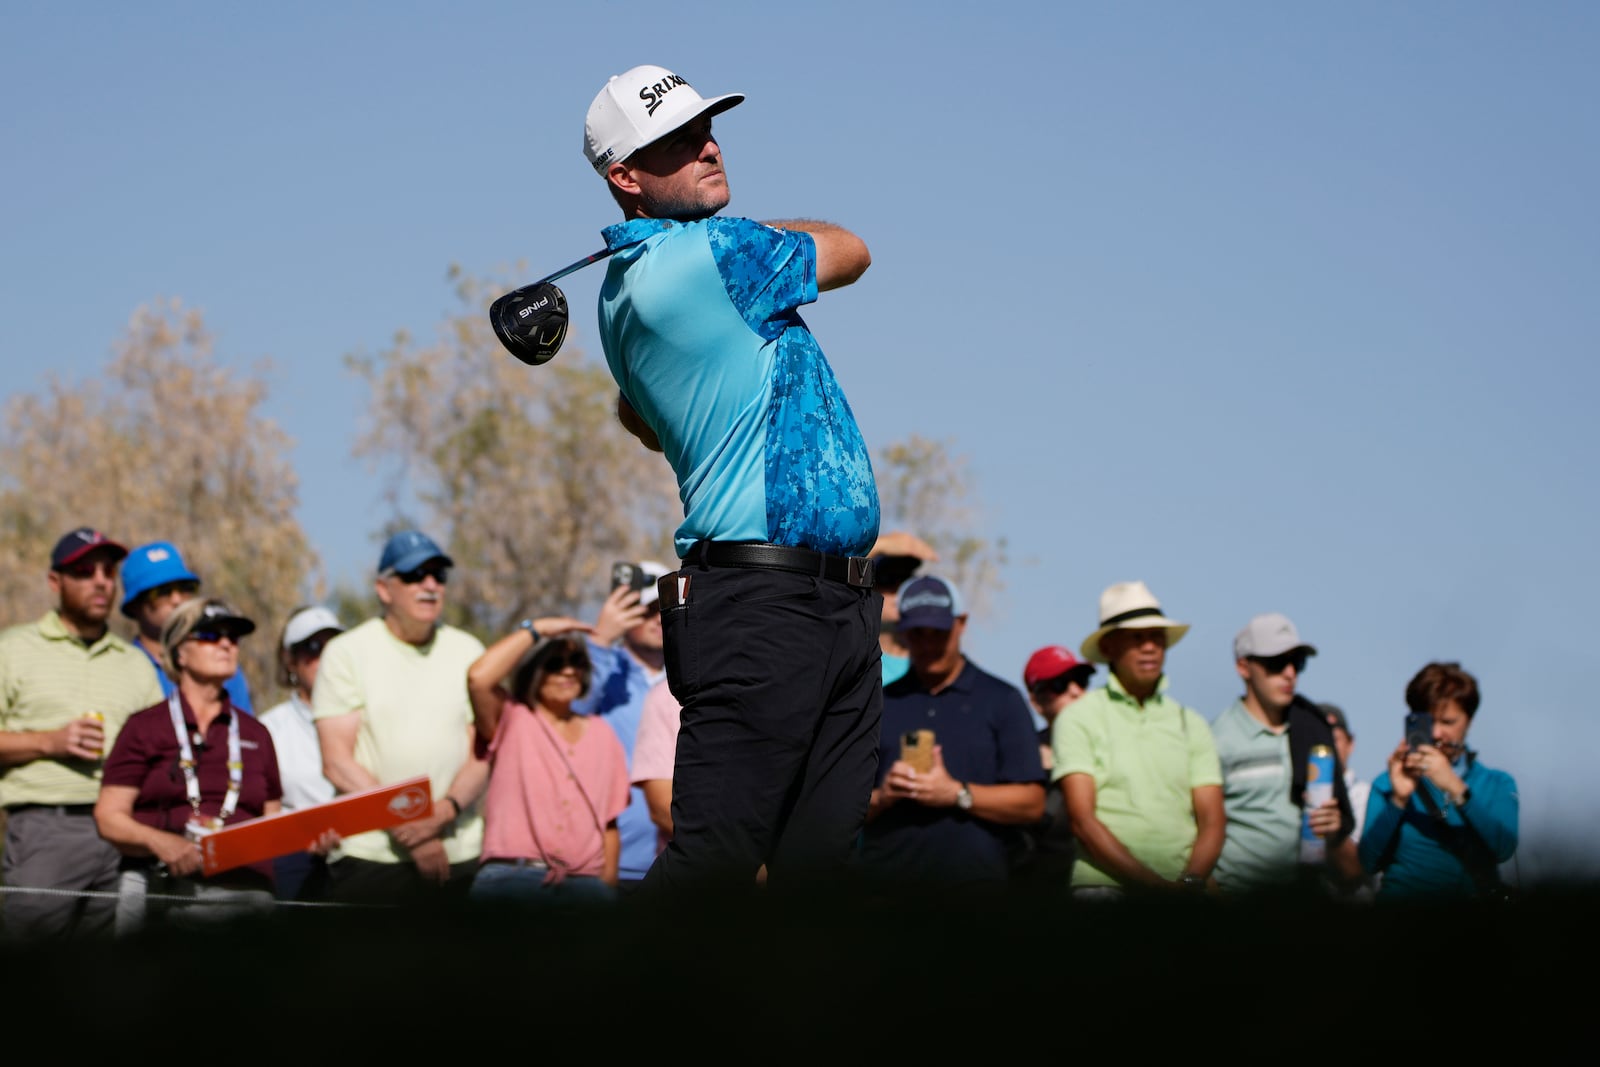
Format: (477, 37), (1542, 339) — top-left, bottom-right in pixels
(465, 620), (630, 909)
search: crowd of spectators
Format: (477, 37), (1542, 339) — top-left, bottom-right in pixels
(0, 523), (1519, 942)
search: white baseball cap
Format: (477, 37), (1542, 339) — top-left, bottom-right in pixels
(283, 605), (344, 651)
(583, 64), (743, 176)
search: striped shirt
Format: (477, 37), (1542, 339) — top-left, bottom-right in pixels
(0, 611), (164, 806)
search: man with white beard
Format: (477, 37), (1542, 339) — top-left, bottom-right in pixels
(313, 530), (488, 904)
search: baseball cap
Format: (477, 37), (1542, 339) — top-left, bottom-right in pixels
(1233, 612), (1318, 661)
(1023, 645), (1095, 690)
(378, 530), (453, 576)
(584, 64), (744, 175)
(50, 526), (127, 570)
(120, 541), (201, 616)
(159, 598), (255, 680)
(282, 605), (345, 651)
(895, 575), (964, 632)
(1320, 702), (1352, 738)
(636, 560), (673, 609)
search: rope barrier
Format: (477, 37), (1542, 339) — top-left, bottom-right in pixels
(0, 883), (371, 909)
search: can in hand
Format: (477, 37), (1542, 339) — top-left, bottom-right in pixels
(82, 710), (105, 759)
(1299, 743), (1335, 864)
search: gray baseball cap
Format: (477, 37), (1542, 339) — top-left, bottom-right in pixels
(1234, 612), (1317, 660)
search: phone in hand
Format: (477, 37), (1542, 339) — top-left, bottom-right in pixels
(1405, 711), (1433, 751)
(900, 729), (935, 773)
(611, 561), (648, 594)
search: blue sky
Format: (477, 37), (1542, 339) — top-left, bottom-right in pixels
(5, 3), (1596, 882)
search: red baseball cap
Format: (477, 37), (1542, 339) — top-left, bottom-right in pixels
(1024, 645), (1095, 689)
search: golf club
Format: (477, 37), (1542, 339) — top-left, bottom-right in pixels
(489, 248), (617, 367)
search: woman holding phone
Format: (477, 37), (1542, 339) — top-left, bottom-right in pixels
(1358, 661), (1519, 899)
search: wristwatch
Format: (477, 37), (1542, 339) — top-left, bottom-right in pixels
(955, 783), (973, 811)
(1179, 873), (1205, 891)
(518, 618), (536, 637)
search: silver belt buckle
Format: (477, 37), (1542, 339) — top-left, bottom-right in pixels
(846, 556), (873, 587)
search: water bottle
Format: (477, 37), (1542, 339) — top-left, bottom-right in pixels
(1299, 744), (1335, 864)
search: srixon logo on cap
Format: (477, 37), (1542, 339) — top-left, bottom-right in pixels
(639, 73), (689, 116)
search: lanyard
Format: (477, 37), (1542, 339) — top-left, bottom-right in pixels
(166, 692), (242, 830)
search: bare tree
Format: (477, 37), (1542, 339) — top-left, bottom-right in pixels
(0, 299), (314, 705)
(347, 267), (680, 636)
(875, 433), (1007, 615)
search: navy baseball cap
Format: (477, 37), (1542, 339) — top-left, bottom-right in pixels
(895, 575), (965, 632)
(50, 527), (128, 570)
(378, 530), (453, 576)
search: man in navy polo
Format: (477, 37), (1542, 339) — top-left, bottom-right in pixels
(859, 576), (1046, 894)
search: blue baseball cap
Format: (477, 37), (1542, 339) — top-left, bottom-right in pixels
(120, 541), (201, 616)
(378, 529), (453, 576)
(895, 575), (965, 632)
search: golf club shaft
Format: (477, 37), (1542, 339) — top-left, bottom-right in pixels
(537, 248), (616, 286)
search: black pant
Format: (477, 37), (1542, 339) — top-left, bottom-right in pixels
(643, 565), (882, 896)
(326, 856), (478, 907)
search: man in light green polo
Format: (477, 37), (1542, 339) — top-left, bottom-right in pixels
(0, 527), (164, 940)
(1052, 580), (1224, 896)
(1211, 613), (1359, 893)
(313, 529), (487, 904)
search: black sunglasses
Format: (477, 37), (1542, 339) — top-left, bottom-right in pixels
(1252, 650), (1309, 675)
(59, 560), (119, 580)
(188, 629), (242, 645)
(542, 653), (590, 674)
(291, 633), (333, 659)
(395, 564), (450, 585)
(1031, 671), (1092, 698)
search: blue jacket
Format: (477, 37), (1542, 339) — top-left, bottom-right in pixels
(1359, 752), (1518, 898)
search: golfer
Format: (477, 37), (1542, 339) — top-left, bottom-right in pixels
(583, 64), (881, 896)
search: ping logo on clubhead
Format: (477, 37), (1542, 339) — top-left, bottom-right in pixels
(517, 295), (551, 320)
(389, 786), (432, 821)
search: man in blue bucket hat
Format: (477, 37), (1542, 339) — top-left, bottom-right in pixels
(121, 541), (254, 714)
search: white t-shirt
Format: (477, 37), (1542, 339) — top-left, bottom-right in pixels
(259, 693), (336, 813)
(311, 618), (485, 865)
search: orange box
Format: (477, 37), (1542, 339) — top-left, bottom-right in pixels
(200, 775), (434, 876)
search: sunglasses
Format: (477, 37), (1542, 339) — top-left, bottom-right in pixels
(542, 654), (590, 674)
(59, 560), (118, 580)
(394, 564), (450, 585)
(1031, 672), (1091, 698)
(149, 580), (200, 601)
(187, 629), (242, 646)
(1252, 650), (1309, 675)
(291, 634), (333, 659)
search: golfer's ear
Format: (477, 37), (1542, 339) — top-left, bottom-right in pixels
(607, 162), (640, 196)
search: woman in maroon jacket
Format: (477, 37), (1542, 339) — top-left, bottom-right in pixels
(95, 597), (287, 934)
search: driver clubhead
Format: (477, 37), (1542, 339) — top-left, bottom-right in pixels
(490, 281), (569, 366)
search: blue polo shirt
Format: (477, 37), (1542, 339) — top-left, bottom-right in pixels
(597, 217), (879, 558)
(860, 658), (1045, 886)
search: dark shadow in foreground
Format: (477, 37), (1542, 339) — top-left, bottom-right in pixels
(4, 879), (1592, 1051)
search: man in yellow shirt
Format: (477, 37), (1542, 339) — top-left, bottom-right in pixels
(313, 530), (487, 904)
(0, 527), (163, 940)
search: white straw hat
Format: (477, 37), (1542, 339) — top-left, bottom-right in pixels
(1079, 580), (1190, 664)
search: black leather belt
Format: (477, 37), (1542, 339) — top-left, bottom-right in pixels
(8, 803), (95, 816)
(688, 541), (875, 588)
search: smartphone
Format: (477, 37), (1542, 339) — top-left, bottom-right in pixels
(900, 729), (935, 773)
(611, 561), (647, 593)
(1405, 711), (1433, 751)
